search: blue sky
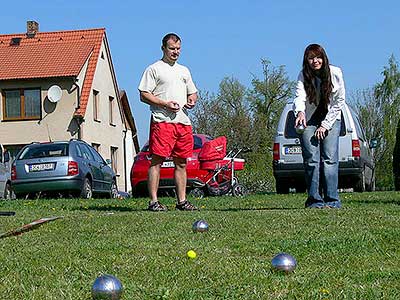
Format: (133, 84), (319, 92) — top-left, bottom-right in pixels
(1, 0), (399, 145)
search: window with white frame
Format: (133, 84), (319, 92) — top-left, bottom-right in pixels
(93, 90), (100, 121)
(91, 143), (100, 152)
(109, 96), (115, 125)
(110, 146), (118, 174)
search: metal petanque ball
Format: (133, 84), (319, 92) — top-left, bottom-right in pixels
(91, 274), (123, 300)
(295, 124), (305, 134)
(192, 219), (209, 233)
(271, 252), (297, 273)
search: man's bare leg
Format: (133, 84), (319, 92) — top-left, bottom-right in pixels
(148, 154), (164, 204)
(173, 157), (187, 203)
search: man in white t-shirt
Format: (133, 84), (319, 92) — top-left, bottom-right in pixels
(138, 33), (198, 212)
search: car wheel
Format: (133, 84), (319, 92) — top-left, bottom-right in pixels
(110, 180), (118, 199)
(80, 177), (93, 199)
(276, 181), (289, 194)
(366, 171), (376, 192)
(295, 185), (306, 193)
(189, 188), (205, 199)
(354, 168), (366, 192)
(232, 183), (248, 197)
(15, 193), (28, 199)
(3, 182), (14, 200)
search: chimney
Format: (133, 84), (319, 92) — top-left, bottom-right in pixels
(26, 20), (39, 38)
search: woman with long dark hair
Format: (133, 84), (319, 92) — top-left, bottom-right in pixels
(293, 44), (346, 208)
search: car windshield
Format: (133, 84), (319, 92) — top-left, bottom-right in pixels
(18, 143), (69, 159)
(194, 136), (202, 149)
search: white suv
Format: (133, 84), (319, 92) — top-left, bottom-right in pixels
(273, 100), (376, 194)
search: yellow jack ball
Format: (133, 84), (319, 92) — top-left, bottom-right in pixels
(187, 250), (197, 259)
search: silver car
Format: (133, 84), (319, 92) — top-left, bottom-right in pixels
(0, 144), (12, 199)
(273, 101), (376, 193)
(11, 140), (118, 199)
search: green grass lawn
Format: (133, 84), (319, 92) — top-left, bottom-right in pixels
(1, 192), (400, 299)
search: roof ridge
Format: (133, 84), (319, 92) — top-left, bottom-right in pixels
(0, 28), (105, 38)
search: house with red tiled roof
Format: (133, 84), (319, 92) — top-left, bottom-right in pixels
(0, 21), (139, 192)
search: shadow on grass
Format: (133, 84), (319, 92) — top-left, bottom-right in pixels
(345, 198), (400, 205)
(208, 207), (302, 212)
(71, 205), (302, 213)
(73, 205), (148, 212)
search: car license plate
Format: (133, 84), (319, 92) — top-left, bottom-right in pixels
(161, 161), (175, 168)
(284, 146), (302, 155)
(29, 163), (55, 172)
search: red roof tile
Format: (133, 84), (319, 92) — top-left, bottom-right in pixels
(0, 28), (105, 118)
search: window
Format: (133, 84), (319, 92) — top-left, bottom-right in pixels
(110, 146), (118, 174)
(77, 143), (94, 160)
(4, 145), (24, 161)
(3, 88), (41, 120)
(89, 146), (105, 164)
(18, 143), (69, 159)
(109, 96), (115, 125)
(91, 143), (100, 152)
(349, 108), (366, 142)
(93, 90), (100, 121)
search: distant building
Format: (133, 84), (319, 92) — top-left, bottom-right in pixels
(0, 21), (139, 192)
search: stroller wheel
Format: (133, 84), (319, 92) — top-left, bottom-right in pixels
(232, 177), (239, 186)
(189, 188), (205, 199)
(232, 183), (248, 197)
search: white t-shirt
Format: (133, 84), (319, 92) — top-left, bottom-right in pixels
(138, 60), (197, 124)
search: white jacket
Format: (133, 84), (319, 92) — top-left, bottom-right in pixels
(293, 65), (346, 130)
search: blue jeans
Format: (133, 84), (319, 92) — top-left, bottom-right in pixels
(300, 120), (340, 202)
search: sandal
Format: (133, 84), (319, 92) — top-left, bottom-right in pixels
(175, 200), (198, 211)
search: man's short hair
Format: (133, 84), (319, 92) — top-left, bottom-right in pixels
(162, 33), (181, 48)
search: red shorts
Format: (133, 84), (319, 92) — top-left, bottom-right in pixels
(149, 121), (193, 158)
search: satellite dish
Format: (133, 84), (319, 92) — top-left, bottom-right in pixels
(47, 85), (62, 103)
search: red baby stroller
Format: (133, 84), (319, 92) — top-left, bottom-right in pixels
(190, 136), (248, 197)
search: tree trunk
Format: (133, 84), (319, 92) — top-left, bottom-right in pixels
(393, 119), (400, 191)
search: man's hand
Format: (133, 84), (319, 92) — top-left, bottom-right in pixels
(164, 100), (180, 113)
(185, 93), (197, 109)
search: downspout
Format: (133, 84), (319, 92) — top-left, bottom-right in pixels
(123, 129), (127, 192)
(73, 80), (80, 109)
(72, 78), (82, 139)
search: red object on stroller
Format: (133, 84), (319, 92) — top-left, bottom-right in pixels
(198, 136), (227, 161)
(197, 136), (247, 196)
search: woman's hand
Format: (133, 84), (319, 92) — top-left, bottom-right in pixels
(295, 111), (306, 127)
(315, 126), (328, 140)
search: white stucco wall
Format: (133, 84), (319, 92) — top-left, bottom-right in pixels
(124, 129), (135, 192)
(80, 39), (126, 191)
(0, 77), (81, 144)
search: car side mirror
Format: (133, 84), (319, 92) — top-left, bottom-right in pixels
(105, 159), (112, 165)
(369, 138), (378, 149)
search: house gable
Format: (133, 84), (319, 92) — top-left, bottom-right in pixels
(0, 24), (134, 192)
